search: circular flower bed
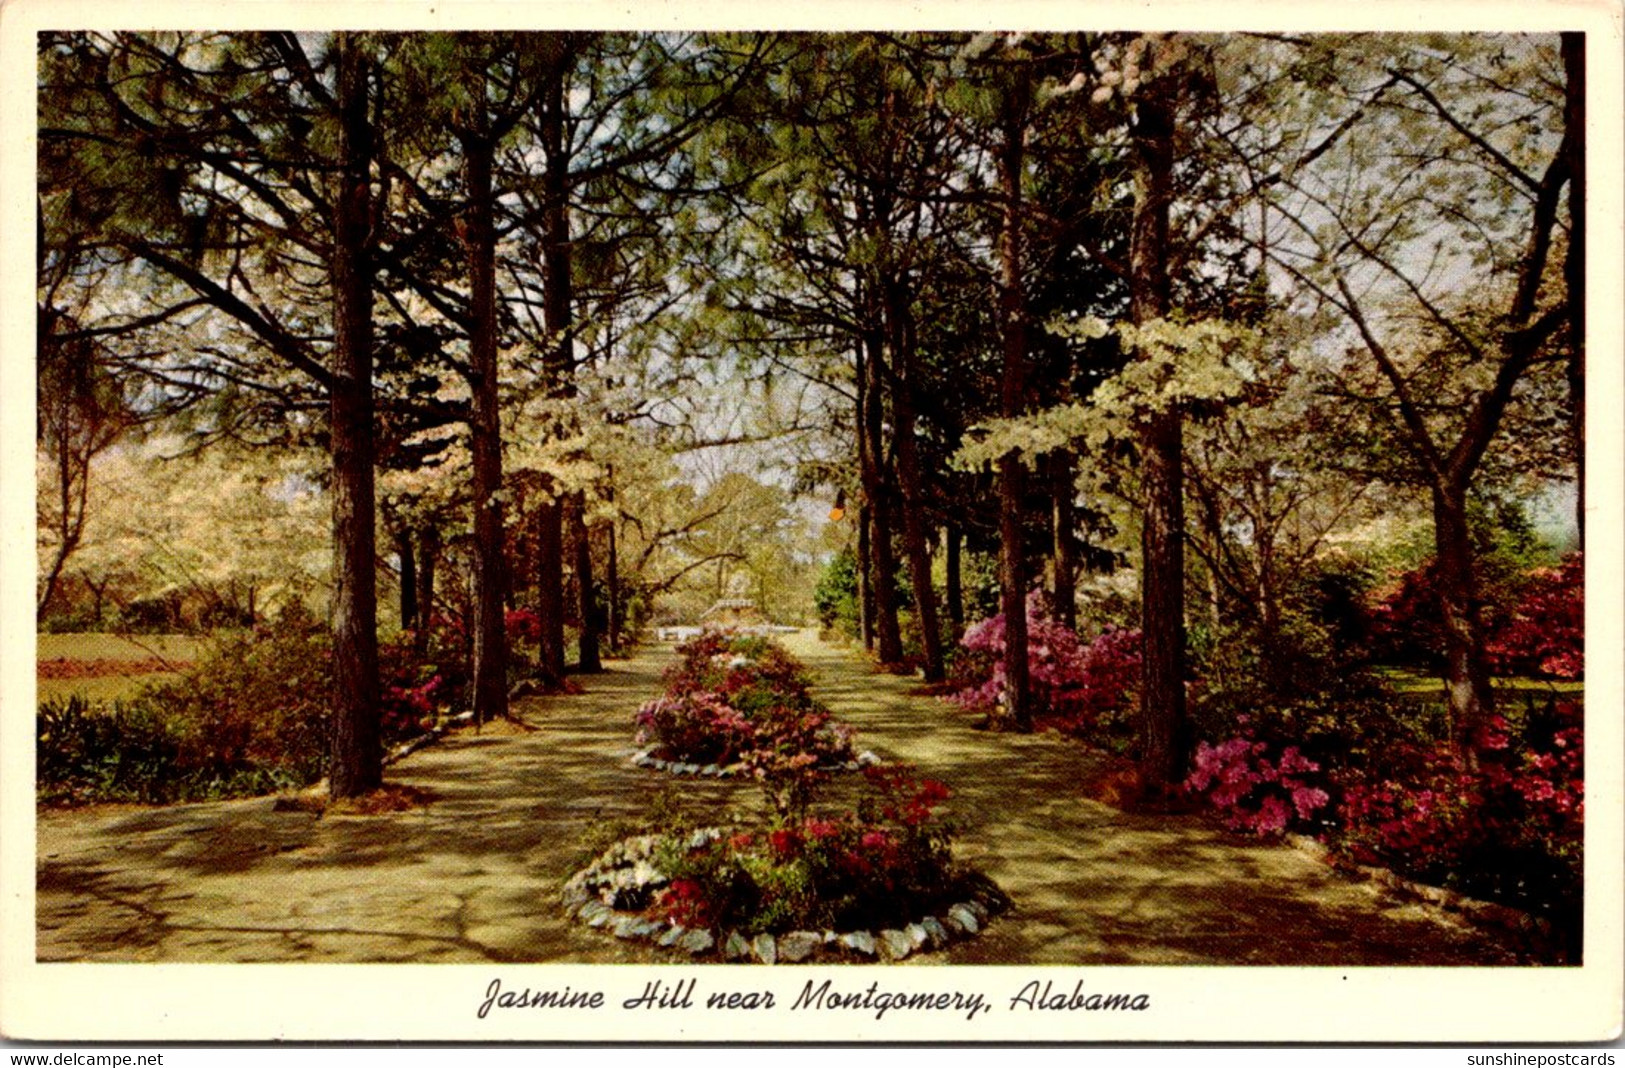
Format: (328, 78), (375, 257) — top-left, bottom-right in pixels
(564, 765), (1008, 962)
(632, 630), (862, 809)
(629, 746), (882, 779)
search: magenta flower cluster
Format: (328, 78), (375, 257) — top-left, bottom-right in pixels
(946, 591), (1140, 737)
(1336, 705), (1583, 878)
(634, 630), (856, 793)
(1486, 554), (1584, 680)
(1184, 736), (1332, 836)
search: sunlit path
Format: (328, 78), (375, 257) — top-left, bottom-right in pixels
(35, 646), (736, 963)
(38, 632), (1534, 965)
(782, 632), (1532, 967)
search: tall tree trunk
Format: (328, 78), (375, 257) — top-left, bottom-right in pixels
(36, 433), (82, 623)
(572, 494), (602, 672)
(1434, 484), (1496, 761)
(327, 35), (382, 799)
(857, 503), (875, 649)
(1138, 410), (1187, 784)
(1130, 53), (1188, 786)
(462, 121), (509, 726)
(945, 523), (964, 637)
(1257, 524), (1280, 642)
(414, 524), (440, 657)
(605, 473), (621, 653)
(607, 521), (621, 652)
(536, 46), (574, 677)
(1051, 448), (1079, 630)
(536, 501), (566, 677)
(996, 84), (1032, 731)
(398, 529), (418, 633)
(885, 283), (945, 681)
(1205, 567), (1222, 635)
(854, 345), (875, 649)
(860, 329), (904, 664)
(1562, 32), (1585, 552)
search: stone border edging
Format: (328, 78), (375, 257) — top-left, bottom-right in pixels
(384, 711), (476, 766)
(628, 747), (883, 778)
(1287, 834), (1556, 946)
(560, 829), (1002, 963)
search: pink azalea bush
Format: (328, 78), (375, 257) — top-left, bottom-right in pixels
(946, 591), (1140, 743)
(740, 701), (856, 817)
(1486, 554), (1583, 680)
(635, 690), (757, 766)
(660, 629), (815, 717)
(380, 674), (444, 737)
(634, 629), (855, 778)
(1184, 736), (1332, 836)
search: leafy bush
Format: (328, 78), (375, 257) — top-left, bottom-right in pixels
(377, 623), (468, 737)
(1333, 700), (1582, 943)
(1368, 550), (1581, 682)
(1184, 737), (1331, 836)
(740, 703), (856, 818)
(634, 629), (855, 785)
(1366, 564), (1452, 672)
(1366, 499), (1551, 673)
(504, 607), (545, 645)
(652, 765), (969, 935)
(1190, 603), (1441, 780)
(1185, 583), (1583, 949)
(38, 599), (461, 806)
(37, 694), (184, 805)
(635, 690), (757, 766)
(660, 629), (816, 717)
(944, 592), (1140, 745)
(1067, 627), (1143, 743)
(135, 599), (333, 789)
(813, 548), (861, 639)
(1486, 553), (1583, 680)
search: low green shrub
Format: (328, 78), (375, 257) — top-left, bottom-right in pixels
(37, 598), (460, 806)
(37, 694), (183, 805)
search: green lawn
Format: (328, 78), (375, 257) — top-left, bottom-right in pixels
(37, 632), (204, 663)
(1377, 665), (1584, 701)
(36, 632), (206, 704)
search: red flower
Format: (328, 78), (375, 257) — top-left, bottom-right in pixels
(802, 817), (840, 840)
(769, 828), (801, 858)
(658, 878), (711, 927)
(860, 830), (892, 850)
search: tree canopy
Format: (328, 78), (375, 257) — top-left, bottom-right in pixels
(36, 28), (1587, 793)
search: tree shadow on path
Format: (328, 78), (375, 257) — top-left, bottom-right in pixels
(37, 652), (750, 963)
(782, 633), (1535, 967)
(36, 634), (1538, 965)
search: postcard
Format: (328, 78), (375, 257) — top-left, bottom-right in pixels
(4, 0), (1620, 1044)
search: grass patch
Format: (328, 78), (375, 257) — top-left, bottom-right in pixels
(36, 673), (181, 704)
(1376, 666), (1584, 700)
(37, 632), (206, 663)
(36, 632), (206, 704)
